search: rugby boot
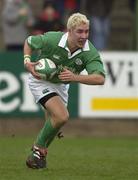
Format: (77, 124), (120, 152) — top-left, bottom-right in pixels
(26, 145), (47, 169)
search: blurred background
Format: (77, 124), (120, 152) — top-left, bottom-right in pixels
(0, 0), (138, 137)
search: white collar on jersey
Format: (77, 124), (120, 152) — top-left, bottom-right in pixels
(58, 32), (90, 51)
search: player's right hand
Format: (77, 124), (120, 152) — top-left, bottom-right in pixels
(25, 61), (41, 80)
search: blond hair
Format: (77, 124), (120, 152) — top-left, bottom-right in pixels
(67, 12), (89, 30)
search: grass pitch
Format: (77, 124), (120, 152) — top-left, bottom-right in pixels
(0, 136), (138, 180)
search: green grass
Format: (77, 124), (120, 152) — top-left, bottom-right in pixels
(0, 136), (138, 180)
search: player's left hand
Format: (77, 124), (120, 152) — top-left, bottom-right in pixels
(58, 68), (77, 82)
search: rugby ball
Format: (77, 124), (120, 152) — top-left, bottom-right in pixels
(35, 58), (56, 80)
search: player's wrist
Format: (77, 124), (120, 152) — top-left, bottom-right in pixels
(24, 55), (31, 66)
(72, 74), (79, 82)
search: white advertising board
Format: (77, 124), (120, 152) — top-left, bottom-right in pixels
(79, 52), (138, 118)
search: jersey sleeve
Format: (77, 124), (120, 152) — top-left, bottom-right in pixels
(85, 54), (106, 77)
(27, 34), (47, 50)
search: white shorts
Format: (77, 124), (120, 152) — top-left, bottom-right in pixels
(28, 74), (70, 106)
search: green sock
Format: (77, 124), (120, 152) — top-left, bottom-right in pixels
(35, 117), (60, 148)
(45, 127), (60, 148)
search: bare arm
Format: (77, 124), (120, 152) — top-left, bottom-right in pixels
(24, 39), (41, 79)
(24, 39), (32, 56)
(58, 69), (105, 85)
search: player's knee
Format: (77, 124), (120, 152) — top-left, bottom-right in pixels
(60, 111), (69, 124)
(52, 111), (69, 127)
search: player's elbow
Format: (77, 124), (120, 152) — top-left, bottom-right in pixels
(96, 75), (105, 85)
(95, 75), (105, 85)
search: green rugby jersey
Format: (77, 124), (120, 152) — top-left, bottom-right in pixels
(27, 31), (105, 83)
